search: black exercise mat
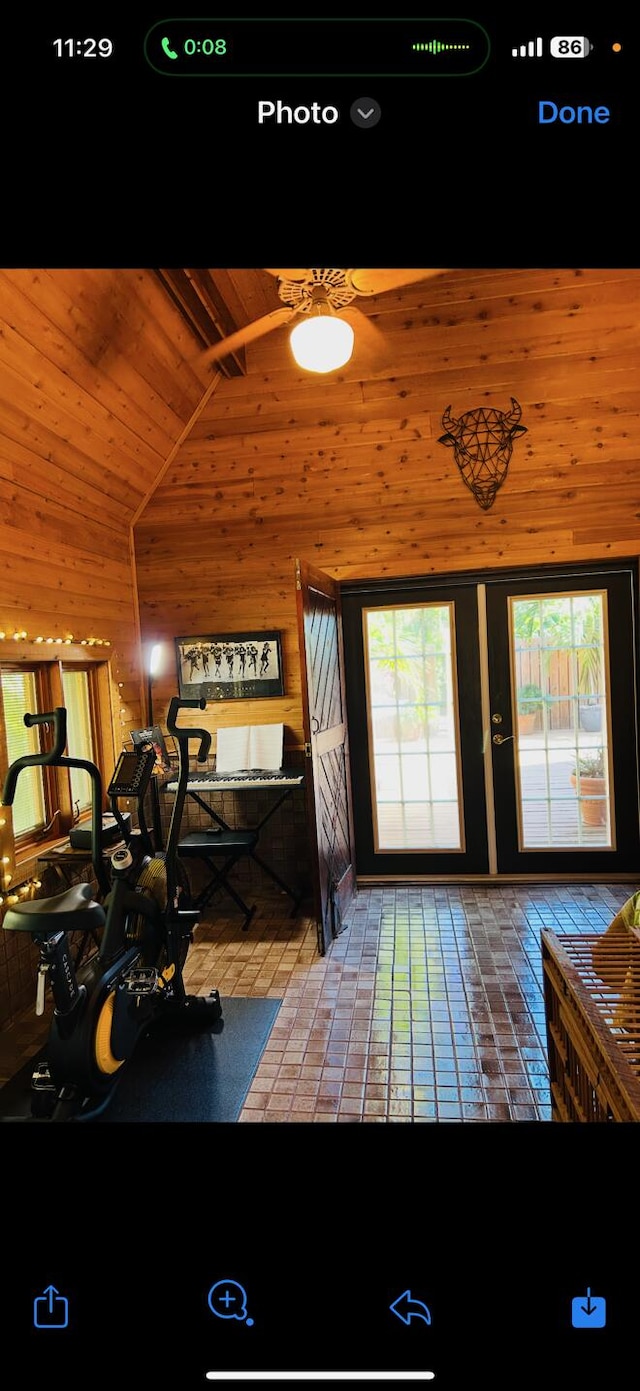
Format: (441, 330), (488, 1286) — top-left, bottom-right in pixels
(0, 996), (281, 1123)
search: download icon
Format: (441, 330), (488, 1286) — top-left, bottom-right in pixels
(571, 1287), (606, 1328)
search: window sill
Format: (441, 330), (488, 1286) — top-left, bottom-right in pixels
(15, 834), (75, 886)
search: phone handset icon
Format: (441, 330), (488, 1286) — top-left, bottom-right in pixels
(161, 36), (178, 60)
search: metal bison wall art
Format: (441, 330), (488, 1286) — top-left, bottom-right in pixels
(438, 398), (527, 510)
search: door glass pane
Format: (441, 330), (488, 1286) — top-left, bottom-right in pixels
(364, 603), (464, 851)
(510, 591), (614, 849)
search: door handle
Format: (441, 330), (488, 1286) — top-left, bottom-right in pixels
(492, 733), (514, 745)
(311, 716), (320, 734)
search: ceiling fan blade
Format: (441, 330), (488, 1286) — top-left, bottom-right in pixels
(338, 305), (392, 374)
(348, 268), (446, 296)
(263, 268), (310, 282)
(197, 307), (295, 366)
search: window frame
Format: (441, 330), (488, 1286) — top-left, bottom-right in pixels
(1, 663), (56, 845)
(61, 664), (101, 821)
(0, 645), (115, 885)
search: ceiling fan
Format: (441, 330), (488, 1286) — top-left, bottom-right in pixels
(196, 268), (445, 373)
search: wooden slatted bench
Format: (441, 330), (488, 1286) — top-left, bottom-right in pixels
(542, 912), (640, 1118)
(542, 925), (640, 1122)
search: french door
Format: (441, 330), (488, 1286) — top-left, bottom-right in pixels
(341, 562), (640, 878)
(296, 559), (357, 953)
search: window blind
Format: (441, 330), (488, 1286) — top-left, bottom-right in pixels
(61, 669), (94, 816)
(0, 671), (45, 835)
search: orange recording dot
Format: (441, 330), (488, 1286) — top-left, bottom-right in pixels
(612, 42), (622, 52)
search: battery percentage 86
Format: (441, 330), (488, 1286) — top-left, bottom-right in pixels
(550, 36), (593, 57)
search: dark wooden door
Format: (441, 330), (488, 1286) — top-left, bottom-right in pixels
(486, 565), (640, 874)
(340, 578), (489, 877)
(340, 560), (640, 880)
(295, 559), (357, 954)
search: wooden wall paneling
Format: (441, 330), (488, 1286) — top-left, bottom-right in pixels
(0, 312), (168, 488)
(0, 263), (638, 975)
(0, 268), (207, 434)
(0, 415), (142, 531)
(0, 386), (147, 517)
(0, 268), (211, 523)
(136, 268), (640, 775)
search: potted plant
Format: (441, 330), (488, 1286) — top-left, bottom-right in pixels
(570, 748), (607, 826)
(516, 682), (543, 735)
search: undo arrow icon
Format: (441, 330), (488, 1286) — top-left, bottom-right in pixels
(389, 1290), (432, 1326)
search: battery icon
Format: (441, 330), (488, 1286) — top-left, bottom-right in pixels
(550, 36), (593, 57)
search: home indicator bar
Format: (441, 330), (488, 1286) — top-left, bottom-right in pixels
(144, 18), (490, 77)
(204, 1376), (436, 1383)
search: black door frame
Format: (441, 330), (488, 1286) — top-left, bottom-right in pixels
(342, 576), (489, 877)
(341, 558), (640, 881)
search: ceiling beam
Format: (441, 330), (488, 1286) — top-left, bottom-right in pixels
(154, 269), (247, 377)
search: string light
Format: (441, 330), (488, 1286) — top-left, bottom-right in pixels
(0, 629), (111, 646)
(0, 875), (43, 910)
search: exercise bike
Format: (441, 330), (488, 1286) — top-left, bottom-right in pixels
(0, 696), (222, 1121)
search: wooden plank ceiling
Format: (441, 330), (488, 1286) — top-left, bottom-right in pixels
(154, 269), (283, 377)
(134, 265), (640, 748)
(143, 266), (640, 549)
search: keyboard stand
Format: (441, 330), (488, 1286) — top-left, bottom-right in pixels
(174, 781), (305, 916)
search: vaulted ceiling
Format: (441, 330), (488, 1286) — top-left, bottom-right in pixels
(154, 269), (283, 375)
(2, 264), (639, 725)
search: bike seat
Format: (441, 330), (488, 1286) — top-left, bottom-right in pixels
(2, 881), (106, 936)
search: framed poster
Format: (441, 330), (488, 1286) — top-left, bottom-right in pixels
(175, 630), (284, 700)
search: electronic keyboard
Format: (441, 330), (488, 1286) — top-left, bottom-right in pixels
(165, 769), (304, 792)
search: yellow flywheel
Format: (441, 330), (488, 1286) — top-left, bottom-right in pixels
(94, 992), (126, 1074)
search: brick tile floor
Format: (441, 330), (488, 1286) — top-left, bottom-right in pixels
(1, 881), (630, 1121)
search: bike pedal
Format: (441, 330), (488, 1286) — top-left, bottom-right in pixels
(124, 967), (160, 995)
(31, 1061), (54, 1091)
(30, 1061), (58, 1118)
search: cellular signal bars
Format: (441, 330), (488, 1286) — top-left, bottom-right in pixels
(512, 37), (543, 57)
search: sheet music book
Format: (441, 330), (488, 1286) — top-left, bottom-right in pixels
(130, 725), (173, 775)
(215, 723), (284, 773)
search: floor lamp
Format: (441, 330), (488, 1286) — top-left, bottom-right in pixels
(147, 641), (163, 851)
(147, 642), (162, 726)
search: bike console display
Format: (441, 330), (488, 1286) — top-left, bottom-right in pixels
(107, 747), (156, 800)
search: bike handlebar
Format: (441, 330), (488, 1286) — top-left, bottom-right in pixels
(1, 708), (110, 895)
(166, 697), (211, 763)
(2, 708), (68, 806)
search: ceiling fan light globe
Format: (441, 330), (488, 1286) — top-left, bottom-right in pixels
(289, 315), (354, 372)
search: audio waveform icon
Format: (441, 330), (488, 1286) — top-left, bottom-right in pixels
(411, 39), (471, 53)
